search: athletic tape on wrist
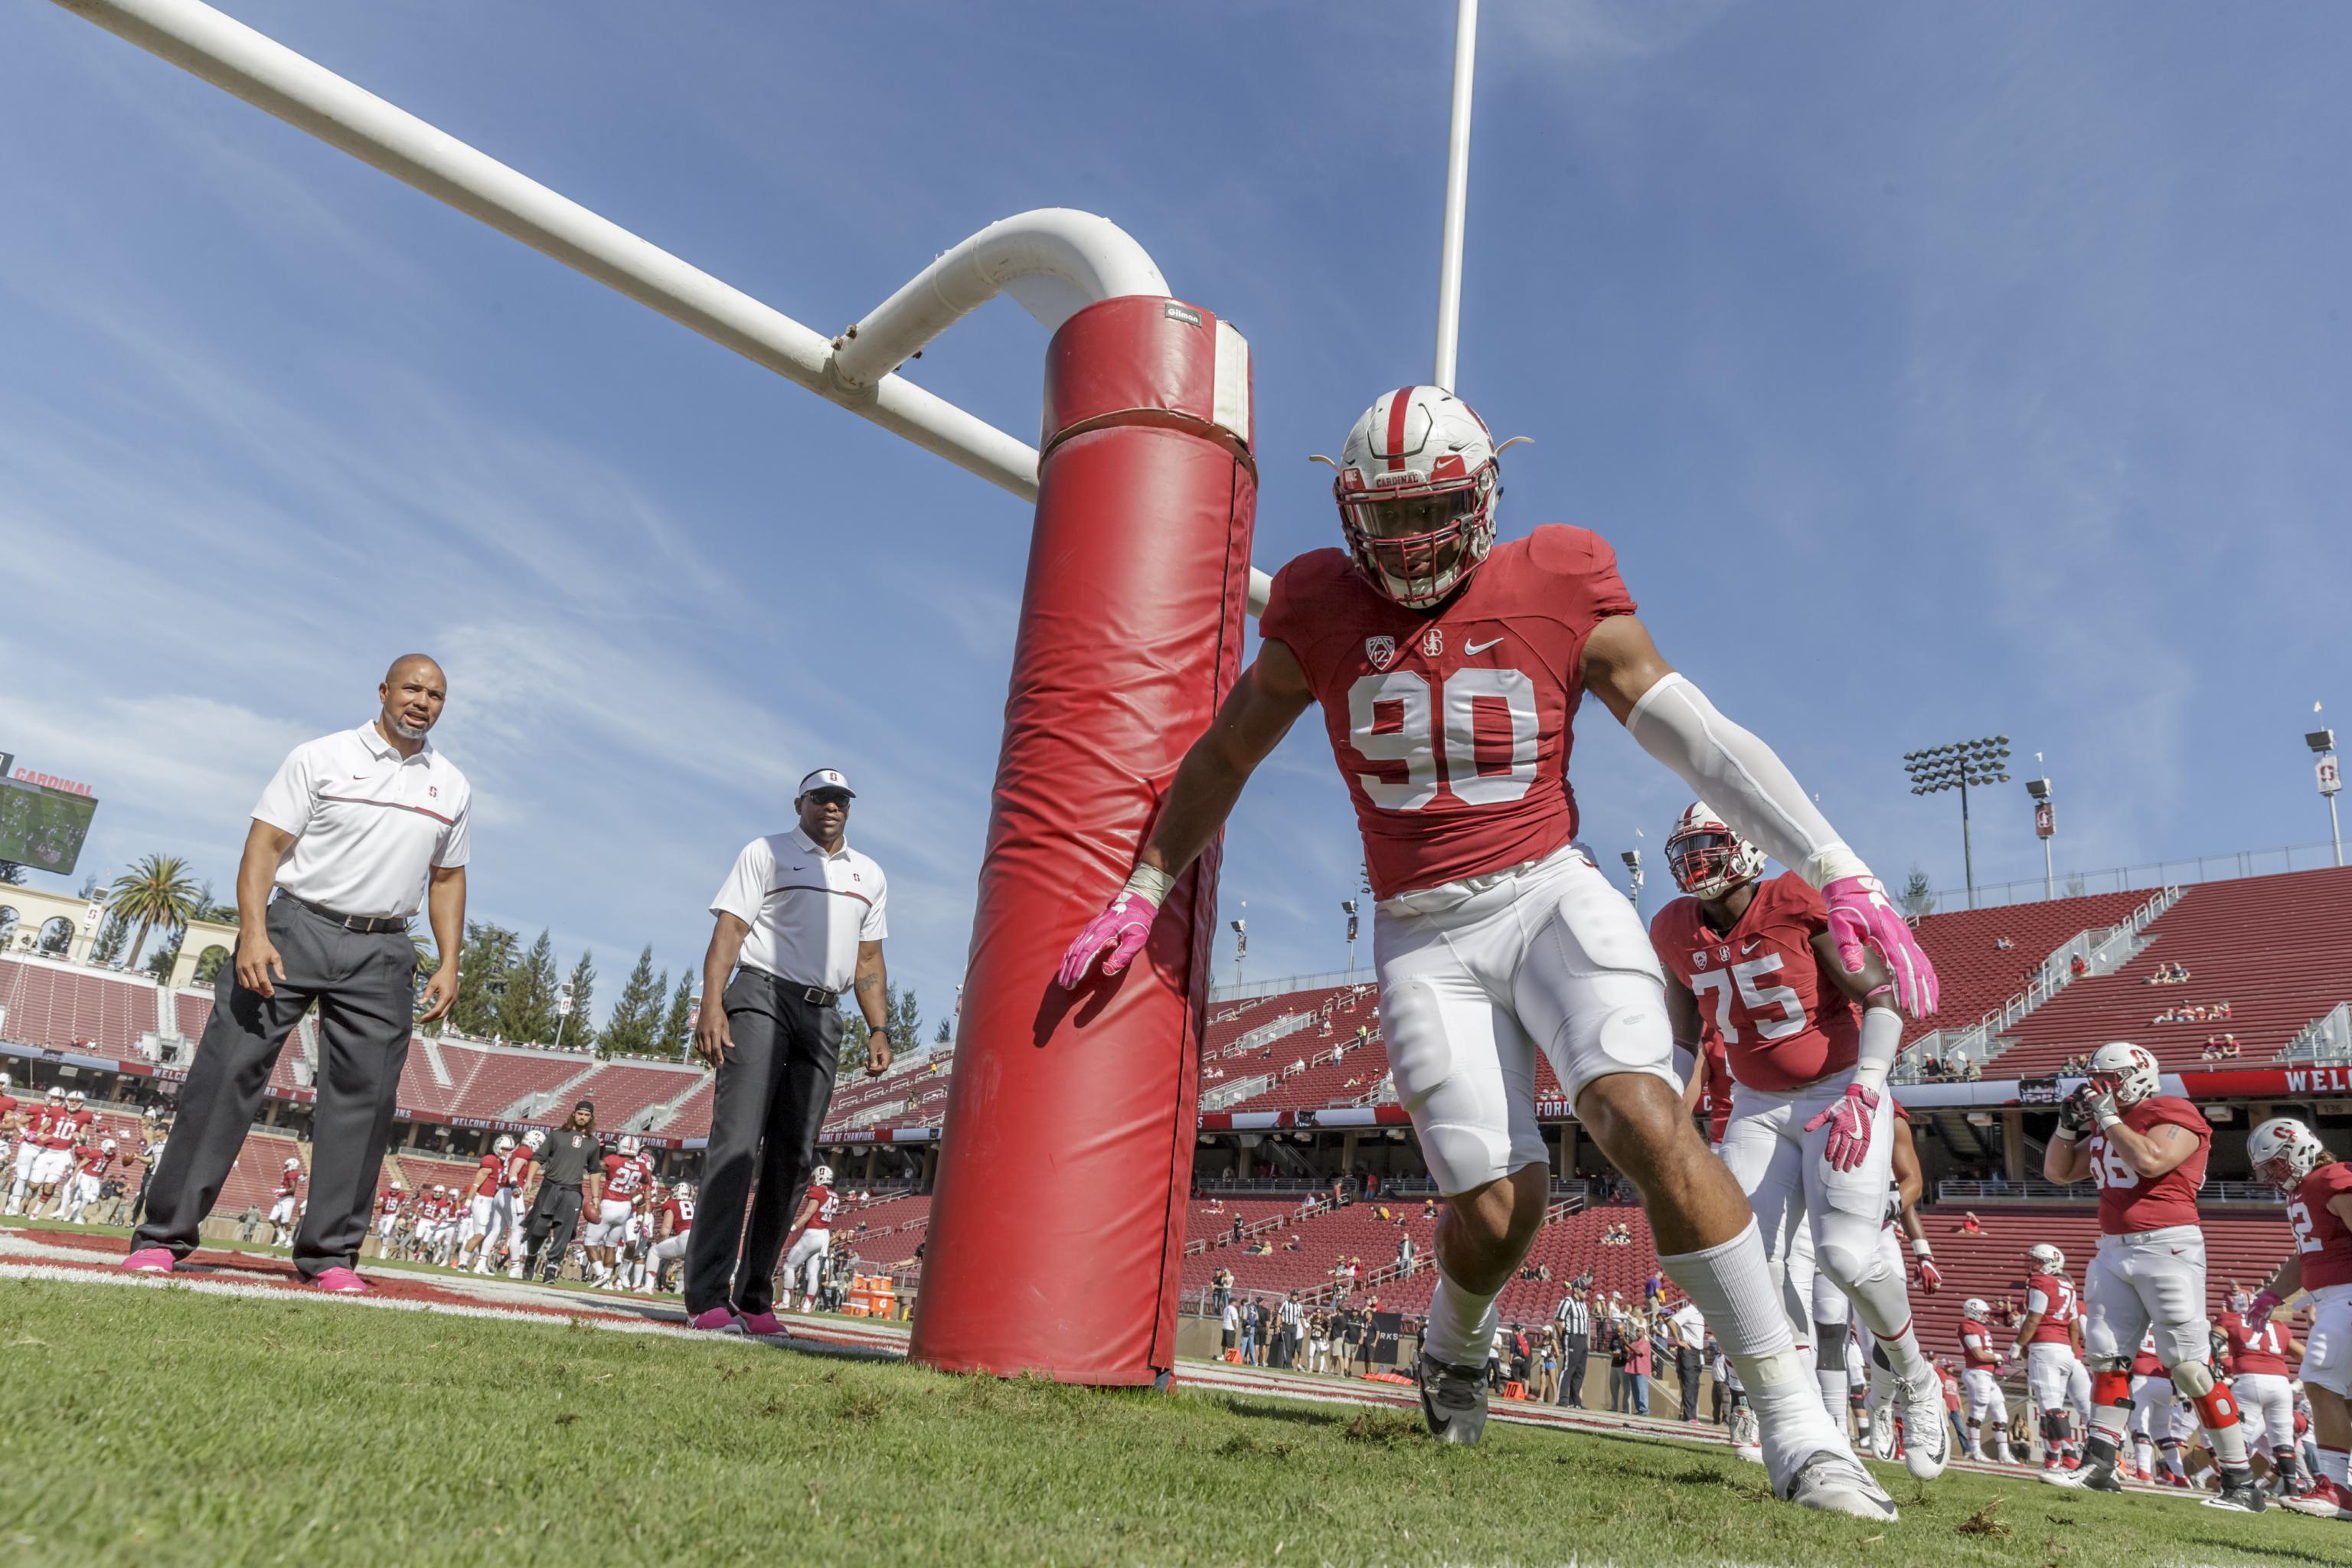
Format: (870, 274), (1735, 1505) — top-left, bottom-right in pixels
(1123, 862), (1175, 906)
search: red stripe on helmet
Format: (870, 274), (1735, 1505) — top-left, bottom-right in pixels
(1384, 387), (1414, 471)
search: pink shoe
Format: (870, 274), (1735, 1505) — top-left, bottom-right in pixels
(308, 1266), (371, 1294)
(735, 1309), (790, 1338)
(121, 1247), (176, 1274)
(687, 1307), (743, 1334)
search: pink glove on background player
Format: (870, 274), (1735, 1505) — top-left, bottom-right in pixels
(1805, 1080), (1880, 1172)
(1823, 874), (1939, 1017)
(1057, 888), (1162, 988)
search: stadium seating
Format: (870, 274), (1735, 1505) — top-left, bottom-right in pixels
(1902, 890), (2151, 1047)
(1984, 867), (2352, 1076)
(0, 958), (159, 1057)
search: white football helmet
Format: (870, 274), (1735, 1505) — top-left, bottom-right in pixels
(675, 1181), (695, 1203)
(617, 1135), (642, 1158)
(2249, 1116), (2329, 1193)
(2087, 1040), (2162, 1108)
(811, 1165), (835, 1187)
(1664, 802), (1769, 901)
(524, 1128), (548, 1152)
(391, 1181), (405, 1191)
(47, 1086), (66, 1102)
(101, 1138), (116, 1152)
(1962, 1297), (1991, 1323)
(67, 1090), (85, 1106)
(1328, 386), (1511, 608)
(285, 1157), (302, 1170)
(493, 1134), (516, 1156)
(2027, 1243), (2066, 1275)
(0, 1072), (10, 1092)
(433, 1184), (447, 1194)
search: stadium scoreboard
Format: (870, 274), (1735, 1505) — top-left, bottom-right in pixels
(0, 753), (100, 876)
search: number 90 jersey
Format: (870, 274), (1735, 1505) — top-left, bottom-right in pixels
(1259, 526), (1636, 900)
(1648, 873), (1860, 1094)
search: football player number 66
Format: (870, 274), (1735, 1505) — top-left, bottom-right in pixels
(1348, 669), (1540, 810)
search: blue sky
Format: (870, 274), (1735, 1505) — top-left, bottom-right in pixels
(2, 2), (2346, 1031)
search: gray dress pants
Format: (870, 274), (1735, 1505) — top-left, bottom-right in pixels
(134, 897), (415, 1279)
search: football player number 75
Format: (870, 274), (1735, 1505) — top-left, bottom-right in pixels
(1348, 669), (1540, 809)
(1688, 957), (1806, 1044)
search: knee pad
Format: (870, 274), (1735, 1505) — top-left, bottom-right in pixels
(1816, 1235), (1893, 1296)
(2168, 1360), (2215, 1400)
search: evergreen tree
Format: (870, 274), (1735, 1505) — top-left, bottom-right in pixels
(561, 949), (597, 1048)
(839, 983), (919, 1076)
(1897, 867), (1936, 921)
(599, 946), (663, 1057)
(90, 910), (130, 965)
(933, 1017), (952, 1046)
(497, 929), (560, 1044)
(838, 1007), (871, 1076)
(0, 861), (25, 886)
(446, 921), (518, 1037)
(658, 973), (695, 1057)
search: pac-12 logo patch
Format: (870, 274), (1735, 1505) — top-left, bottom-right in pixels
(1693, 950), (1709, 971)
(1364, 635), (1396, 671)
(1421, 629), (1444, 658)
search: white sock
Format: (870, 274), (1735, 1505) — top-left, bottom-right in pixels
(1662, 1218), (1841, 1467)
(2321, 1446), (2349, 1486)
(1421, 1268), (1500, 1370)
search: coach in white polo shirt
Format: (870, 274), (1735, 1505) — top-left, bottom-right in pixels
(681, 768), (890, 1335)
(126, 655), (468, 1292)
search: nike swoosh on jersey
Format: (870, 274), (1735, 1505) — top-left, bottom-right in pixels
(1740, 939), (1762, 955)
(1465, 636), (1504, 655)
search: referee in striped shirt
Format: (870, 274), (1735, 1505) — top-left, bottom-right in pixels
(1553, 1290), (1592, 1407)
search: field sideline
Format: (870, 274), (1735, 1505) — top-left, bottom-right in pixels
(0, 1269), (2335, 1568)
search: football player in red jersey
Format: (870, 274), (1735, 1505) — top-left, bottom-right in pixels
(2220, 1291), (2307, 1496)
(651, 1180), (694, 1294)
(2, 1081), (47, 1217)
(1057, 386), (1939, 1521)
(783, 1165), (841, 1315)
(1956, 1298), (2018, 1464)
(2045, 1040), (2261, 1508)
(2007, 1242), (2091, 1474)
(454, 1139), (505, 1272)
(2245, 1116), (2352, 1519)
(60, 1137), (116, 1224)
(269, 1158), (304, 1249)
(588, 1137), (651, 1289)
(1651, 805), (1945, 1481)
(374, 1183), (404, 1256)
(468, 1132), (533, 1277)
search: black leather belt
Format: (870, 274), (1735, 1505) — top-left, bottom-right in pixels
(746, 967), (837, 1005)
(281, 893), (411, 935)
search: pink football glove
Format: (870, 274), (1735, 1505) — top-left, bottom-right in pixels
(1804, 1080), (1880, 1172)
(1056, 888), (1161, 989)
(2247, 1289), (2282, 1325)
(1823, 874), (1939, 1018)
(1916, 1256), (1944, 1295)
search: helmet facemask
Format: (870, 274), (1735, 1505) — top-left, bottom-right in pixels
(1339, 463), (1498, 609)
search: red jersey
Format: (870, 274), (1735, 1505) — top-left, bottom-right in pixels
(1958, 1321), (2000, 1367)
(75, 1145), (113, 1178)
(1651, 874), (1860, 1094)
(2024, 1272), (2080, 1344)
(2286, 1160), (2352, 1290)
(2132, 1332), (2164, 1379)
(2222, 1312), (2291, 1377)
(1258, 527), (1637, 900)
(2085, 1095), (2209, 1234)
(276, 1168), (303, 1200)
(805, 1184), (840, 1228)
(36, 1106), (90, 1150)
(502, 1145), (534, 1188)
(468, 1154), (500, 1199)
(0, 1094), (18, 1129)
(602, 1153), (651, 1204)
(660, 1196), (695, 1233)
(378, 1191), (403, 1217)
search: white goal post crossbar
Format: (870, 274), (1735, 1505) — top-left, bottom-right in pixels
(54, 0), (1276, 612)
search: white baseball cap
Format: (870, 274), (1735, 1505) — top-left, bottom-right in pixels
(799, 769), (856, 799)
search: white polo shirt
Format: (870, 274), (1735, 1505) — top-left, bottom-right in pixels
(251, 723), (472, 920)
(709, 827), (887, 994)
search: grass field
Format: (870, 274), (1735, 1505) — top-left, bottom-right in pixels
(0, 1277), (2338, 1568)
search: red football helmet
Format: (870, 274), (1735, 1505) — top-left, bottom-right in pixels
(1664, 802), (1768, 901)
(1326, 386), (1514, 608)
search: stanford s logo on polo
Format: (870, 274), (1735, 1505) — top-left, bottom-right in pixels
(1364, 635), (1396, 671)
(1420, 628), (1443, 659)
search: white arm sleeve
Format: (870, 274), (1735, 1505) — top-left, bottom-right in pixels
(1854, 1004), (1902, 1091)
(1624, 673), (1867, 888)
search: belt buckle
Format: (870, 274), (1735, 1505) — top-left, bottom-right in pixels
(802, 984), (831, 1005)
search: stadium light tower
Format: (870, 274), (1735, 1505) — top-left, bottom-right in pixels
(1620, 848), (1644, 906)
(2308, 707), (2342, 868)
(1903, 736), (2011, 910)
(1230, 910), (1247, 990)
(2024, 755), (2055, 900)
(1341, 900), (1359, 985)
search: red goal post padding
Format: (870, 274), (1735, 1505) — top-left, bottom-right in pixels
(908, 296), (1256, 1384)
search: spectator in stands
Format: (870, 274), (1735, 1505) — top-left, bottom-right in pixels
(1396, 1231), (1416, 1276)
(1993, 935), (2014, 951)
(1954, 1211), (1984, 1236)
(1282, 1233), (1303, 1253)
(2070, 955), (2089, 978)
(1211, 1265), (1233, 1315)
(685, 770), (893, 1337)
(126, 656), (470, 1292)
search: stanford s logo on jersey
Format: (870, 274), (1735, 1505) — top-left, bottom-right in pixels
(1420, 628), (1443, 658)
(1364, 635), (1396, 671)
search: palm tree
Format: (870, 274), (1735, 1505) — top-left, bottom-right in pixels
(109, 854), (201, 969)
